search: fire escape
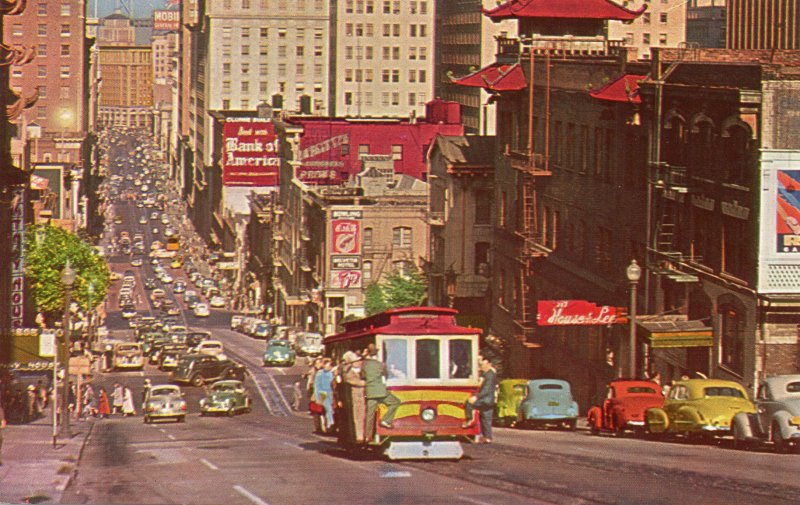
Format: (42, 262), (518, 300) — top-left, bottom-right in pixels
(507, 48), (552, 346)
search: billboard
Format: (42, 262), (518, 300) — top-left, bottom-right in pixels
(222, 119), (280, 187)
(330, 209), (361, 255)
(154, 10), (180, 31)
(330, 255), (362, 289)
(758, 150), (800, 293)
(33, 165), (65, 219)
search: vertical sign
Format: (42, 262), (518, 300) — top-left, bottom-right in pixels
(776, 169), (800, 252)
(11, 188), (25, 328)
(222, 119), (280, 186)
(330, 209), (362, 289)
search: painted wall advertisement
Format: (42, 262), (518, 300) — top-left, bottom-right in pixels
(330, 255), (362, 289)
(758, 150), (800, 294)
(222, 119), (279, 187)
(153, 10), (180, 31)
(330, 209), (362, 289)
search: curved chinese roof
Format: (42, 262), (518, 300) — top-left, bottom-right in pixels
(483, 0), (646, 21)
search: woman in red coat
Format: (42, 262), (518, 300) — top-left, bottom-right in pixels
(97, 388), (111, 418)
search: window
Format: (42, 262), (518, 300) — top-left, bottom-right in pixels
(345, 0), (354, 12)
(60, 24), (70, 36)
(643, 12), (651, 24)
(659, 33), (668, 45)
(382, 69), (390, 82)
(383, 338), (408, 381)
(392, 226), (412, 248)
(392, 47), (400, 60)
(363, 227), (373, 247)
(363, 260), (372, 283)
(37, 44), (47, 57)
(278, 64), (286, 77)
(344, 92), (353, 106)
(37, 3), (47, 15)
(241, 81), (249, 93)
(410, 24), (417, 37)
(223, 27), (232, 38)
(418, 70), (426, 83)
(241, 27), (250, 38)
(719, 304), (744, 376)
(660, 12), (668, 23)
(223, 63), (231, 75)
(278, 45), (287, 58)
(416, 339), (440, 379)
(60, 3), (70, 15)
(391, 144), (403, 160)
(60, 65), (70, 78)
(409, 47), (417, 60)
(393, 24), (400, 36)
(474, 242), (490, 275)
(358, 144), (369, 157)
(260, 27), (268, 38)
(391, 69), (399, 82)
(643, 33), (651, 45)
(241, 63), (250, 74)
(408, 93), (416, 106)
(419, 47), (427, 60)
(391, 92), (399, 106)
(260, 64), (268, 76)
(59, 85), (69, 98)
(37, 86), (46, 98)
(475, 190), (491, 224)
(38, 24), (47, 36)
(12, 24), (22, 36)
(345, 69), (353, 82)
(241, 45), (250, 56)
(383, 0), (391, 13)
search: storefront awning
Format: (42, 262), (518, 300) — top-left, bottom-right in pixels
(452, 63), (527, 92)
(638, 316), (712, 349)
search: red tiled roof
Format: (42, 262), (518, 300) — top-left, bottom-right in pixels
(452, 63), (527, 92)
(483, 0), (646, 21)
(589, 74), (647, 104)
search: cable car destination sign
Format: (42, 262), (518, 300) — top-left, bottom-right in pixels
(537, 300), (625, 326)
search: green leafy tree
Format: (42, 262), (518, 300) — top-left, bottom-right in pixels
(364, 268), (428, 316)
(24, 224), (110, 323)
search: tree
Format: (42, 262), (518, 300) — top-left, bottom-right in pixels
(24, 224), (110, 323)
(364, 268), (428, 316)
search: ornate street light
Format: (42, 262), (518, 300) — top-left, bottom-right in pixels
(60, 260), (76, 438)
(626, 259), (642, 378)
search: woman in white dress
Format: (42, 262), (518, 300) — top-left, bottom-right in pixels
(122, 387), (136, 416)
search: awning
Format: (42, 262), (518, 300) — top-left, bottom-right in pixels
(452, 63), (527, 92)
(589, 74), (646, 104)
(483, 0), (646, 21)
(637, 316), (712, 349)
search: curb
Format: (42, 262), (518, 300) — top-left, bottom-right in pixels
(59, 418), (96, 494)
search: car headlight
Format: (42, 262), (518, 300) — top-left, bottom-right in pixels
(199, 399), (206, 407)
(421, 407), (437, 423)
(790, 416), (800, 427)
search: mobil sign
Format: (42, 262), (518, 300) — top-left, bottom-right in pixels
(153, 10), (180, 31)
(222, 119), (280, 187)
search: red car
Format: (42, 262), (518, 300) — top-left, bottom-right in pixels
(587, 379), (664, 435)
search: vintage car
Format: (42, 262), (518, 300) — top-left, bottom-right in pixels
(263, 339), (296, 367)
(171, 353), (246, 387)
(494, 379), (529, 427)
(587, 379), (664, 435)
(294, 331), (323, 356)
(518, 379), (579, 429)
(158, 344), (188, 372)
(113, 342), (144, 371)
(732, 374), (800, 453)
(143, 384), (187, 423)
(199, 380), (252, 416)
(645, 378), (756, 440)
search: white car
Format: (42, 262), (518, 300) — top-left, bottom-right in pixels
(193, 303), (210, 317)
(209, 295), (226, 308)
(138, 216), (147, 225)
(130, 257), (144, 267)
(160, 273), (174, 284)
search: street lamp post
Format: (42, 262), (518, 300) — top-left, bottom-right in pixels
(626, 259), (642, 378)
(60, 260), (76, 439)
(87, 283), (95, 347)
(444, 265), (458, 308)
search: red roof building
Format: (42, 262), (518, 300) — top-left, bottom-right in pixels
(452, 63), (527, 92)
(483, 0), (645, 21)
(589, 74), (646, 104)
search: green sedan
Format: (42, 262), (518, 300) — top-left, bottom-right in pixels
(199, 380), (251, 417)
(263, 339), (296, 367)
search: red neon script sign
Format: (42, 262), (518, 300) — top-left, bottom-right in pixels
(537, 300), (625, 326)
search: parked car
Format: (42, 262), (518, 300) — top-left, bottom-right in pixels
(158, 344), (188, 372)
(199, 380), (252, 416)
(171, 354), (246, 387)
(173, 281), (186, 294)
(113, 342), (144, 371)
(143, 384), (187, 423)
(263, 339), (296, 367)
(209, 295), (226, 308)
(230, 314), (244, 331)
(194, 340), (224, 357)
(251, 321), (271, 339)
(494, 379), (529, 427)
(586, 379), (664, 435)
(732, 375), (800, 453)
(518, 379), (579, 430)
(646, 379), (756, 440)
(295, 332), (324, 357)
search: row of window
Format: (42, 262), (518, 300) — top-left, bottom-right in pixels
(221, 0), (325, 10)
(11, 24), (73, 37)
(221, 26), (325, 40)
(345, 0), (429, 15)
(14, 66), (74, 79)
(343, 91), (427, 107)
(34, 3), (72, 16)
(221, 62), (324, 78)
(624, 32), (671, 46)
(345, 23), (428, 38)
(343, 68), (427, 83)
(344, 46), (429, 61)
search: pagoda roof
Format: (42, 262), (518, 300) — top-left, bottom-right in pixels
(589, 74), (647, 104)
(452, 63), (527, 92)
(483, 0), (646, 21)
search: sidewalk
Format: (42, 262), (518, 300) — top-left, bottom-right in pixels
(0, 410), (94, 505)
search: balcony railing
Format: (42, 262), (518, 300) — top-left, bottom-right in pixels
(505, 148), (551, 176)
(652, 163), (690, 193)
(497, 36), (625, 60)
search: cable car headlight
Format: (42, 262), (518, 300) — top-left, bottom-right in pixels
(420, 407), (437, 423)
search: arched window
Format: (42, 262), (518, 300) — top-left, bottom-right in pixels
(688, 115), (715, 177)
(662, 111), (686, 167)
(719, 303), (744, 376)
(720, 121), (752, 184)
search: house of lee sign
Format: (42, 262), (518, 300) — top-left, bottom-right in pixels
(537, 300), (625, 326)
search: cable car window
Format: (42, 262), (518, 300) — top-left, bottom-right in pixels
(383, 338), (408, 380)
(448, 339), (472, 379)
(416, 339), (440, 379)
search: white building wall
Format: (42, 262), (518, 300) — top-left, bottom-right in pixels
(608, 0), (686, 59)
(334, 0), (435, 118)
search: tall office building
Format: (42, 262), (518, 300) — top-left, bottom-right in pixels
(687, 0), (726, 48)
(435, 0), (516, 135)
(332, 0), (434, 118)
(4, 0), (87, 164)
(727, 0), (799, 49)
(608, 0), (686, 58)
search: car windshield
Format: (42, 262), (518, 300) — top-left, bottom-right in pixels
(117, 345), (139, 352)
(270, 341), (289, 349)
(627, 387), (658, 394)
(213, 383), (237, 392)
(703, 387), (745, 398)
(786, 382), (800, 393)
(152, 387), (178, 396)
(538, 384), (564, 390)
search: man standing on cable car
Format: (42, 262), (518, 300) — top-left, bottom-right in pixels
(462, 355), (497, 443)
(363, 343), (401, 435)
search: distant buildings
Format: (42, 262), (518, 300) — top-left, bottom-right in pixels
(608, 0), (686, 58)
(727, 0), (799, 49)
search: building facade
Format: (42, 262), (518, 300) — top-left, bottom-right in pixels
(686, 0), (726, 48)
(435, 0), (516, 134)
(608, 0), (687, 58)
(727, 0), (800, 49)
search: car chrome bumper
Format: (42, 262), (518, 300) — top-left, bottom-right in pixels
(701, 425), (730, 432)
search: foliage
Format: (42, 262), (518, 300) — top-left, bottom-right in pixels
(24, 224), (110, 320)
(364, 268), (428, 316)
